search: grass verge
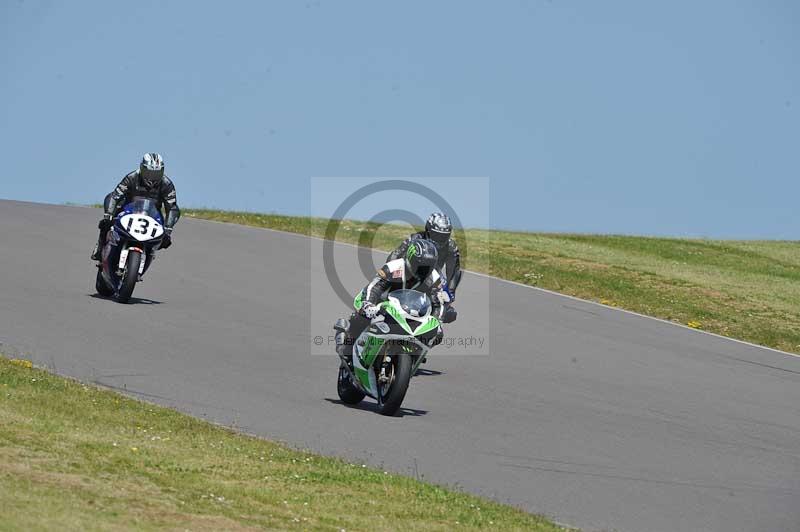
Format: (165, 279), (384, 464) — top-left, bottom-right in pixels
(0, 355), (565, 531)
(184, 209), (800, 354)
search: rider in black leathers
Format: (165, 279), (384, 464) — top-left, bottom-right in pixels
(386, 212), (462, 299)
(336, 239), (447, 362)
(91, 153), (181, 261)
(386, 212), (461, 328)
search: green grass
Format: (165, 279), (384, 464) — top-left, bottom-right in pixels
(0, 356), (565, 531)
(184, 209), (800, 354)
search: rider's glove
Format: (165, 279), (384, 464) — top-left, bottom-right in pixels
(436, 289), (450, 305)
(362, 302), (380, 319)
(442, 305), (458, 324)
(98, 214), (113, 230)
(160, 228), (173, 249)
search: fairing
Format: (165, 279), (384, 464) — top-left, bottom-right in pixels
(100, 199), (164, 291)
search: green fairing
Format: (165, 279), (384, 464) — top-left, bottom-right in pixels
(360, 335), (385, 367)
(353, 291), (363, 310)
(380, 302), (413, 334)
(354, 366), (371, 389)
(414, 317), (440, 336)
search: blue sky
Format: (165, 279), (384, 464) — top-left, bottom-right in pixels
(1, 1), (797, 238)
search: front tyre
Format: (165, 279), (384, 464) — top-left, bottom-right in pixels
(377, 353), (412, 416)
(337, 365), (366, 405)
(117, 249), (141, 303)
(95, 269), (114, 297)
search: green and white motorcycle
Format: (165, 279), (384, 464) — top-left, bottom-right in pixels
(334, 289), (441, 416)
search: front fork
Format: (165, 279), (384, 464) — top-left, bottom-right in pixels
(334, 319), (430, 400)
(118, 245), (147, 277)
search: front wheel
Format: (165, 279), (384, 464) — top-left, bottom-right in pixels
(337, 365), (366, 405)
(117, 249), (141, 303)
(377, 353), (412, 416)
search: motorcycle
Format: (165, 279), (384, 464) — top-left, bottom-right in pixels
(334, 289), (442, 416)
(94, 197), (166, 303)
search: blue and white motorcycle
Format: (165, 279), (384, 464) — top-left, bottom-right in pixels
(94, 198), (166, 303)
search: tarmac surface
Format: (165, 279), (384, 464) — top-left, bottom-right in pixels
(1, 200), (798, 532)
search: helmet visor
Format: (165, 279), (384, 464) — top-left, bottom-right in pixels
(427, 227), (450, 246)
(141, 166), (164, 188)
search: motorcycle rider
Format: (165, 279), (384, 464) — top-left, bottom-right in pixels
(91, 153), (181, 261)
(335, 239), (448, 362)
(386, 212), (461, 320)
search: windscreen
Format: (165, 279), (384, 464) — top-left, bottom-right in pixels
(390, 289), (431, 317)
(127, 197), (163, 224)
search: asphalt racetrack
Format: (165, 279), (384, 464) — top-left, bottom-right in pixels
(1, 200), (799, 532)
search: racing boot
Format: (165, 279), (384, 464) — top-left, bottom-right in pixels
(92, 218), (112, 261)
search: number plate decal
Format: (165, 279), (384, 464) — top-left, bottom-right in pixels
(119, 214), (164, 241)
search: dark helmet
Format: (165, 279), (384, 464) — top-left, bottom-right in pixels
(139, 153), (165, 189)
(425, 212), (452, 247)
(405, 239), (438, 280)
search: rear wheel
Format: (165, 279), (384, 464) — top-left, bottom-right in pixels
(117, 250), (141, 303)
(95, 270), (114, 297)
(337, 364), (366, 404)
(377, 353), (412, 416)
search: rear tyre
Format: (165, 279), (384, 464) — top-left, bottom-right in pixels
(337, 365), (366, 405)
(117, 250), (141, 303)
(95, 270), (114, 297)
(377, 353), (412, 416)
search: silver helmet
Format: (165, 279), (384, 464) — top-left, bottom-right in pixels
(425, 212), (452, 247)
(140, 153), (164, 188)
